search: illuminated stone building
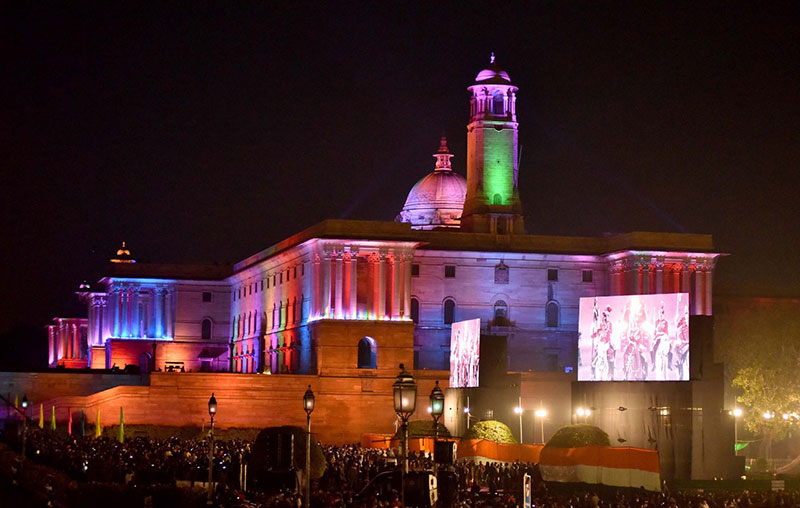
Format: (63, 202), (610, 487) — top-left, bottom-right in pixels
(24, 59), (736, 479)
(54, 57), (719, 377)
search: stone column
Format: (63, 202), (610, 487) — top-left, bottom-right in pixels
(165, 288), (174, 338)
(121, 287), (128, 337)
(48, 326), (55, 365)
(655, 262), (664, 293)
(72, 323), (78, 359)
(378, 252), (387, 319)
(153, 288), (163, 338)
(681, 263), (690, 295)
(391, 255), (401, 319)
(704, 268), (713, 316)
(322, 252), (332, 318)
(311, 254), (321, 318)
(334, 252), (344, 319)
(692, 267), (703, 315)
(131, 286), (140, 337)
(349, 251), (358, 318)
(403, 253), (412, 318)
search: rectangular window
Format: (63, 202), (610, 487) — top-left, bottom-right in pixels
(202, 292), (212, 302)
(261, 280), (264, 291)
(548, 269), (558, 282)
(302, 264), (305, 276)
(273, 275), (277, 286)
(582, 270), (593, 283)
(279, 273), (283, 284)
(266, 278), (270, 289)
(293, 266), (297, 278)
(411, 264), (420, 277)
(444, 265), (456, 278)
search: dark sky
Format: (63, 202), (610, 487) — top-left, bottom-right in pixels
(2, 3), (799, 342)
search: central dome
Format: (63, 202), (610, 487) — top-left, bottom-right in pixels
(399, 137), (466, 230)
(475, 53), (511, 84)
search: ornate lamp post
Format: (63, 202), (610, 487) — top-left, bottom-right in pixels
(303, 385), (315, 508)
(429, 381), (444, 474)
(21, 395), (28, 468)
(207, 393), (217, 503)
(393, 364), (417, 507)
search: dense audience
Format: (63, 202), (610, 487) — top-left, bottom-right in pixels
(3, 427), (799, 507)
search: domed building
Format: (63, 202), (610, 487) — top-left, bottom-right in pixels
(398, 136), (466, 230)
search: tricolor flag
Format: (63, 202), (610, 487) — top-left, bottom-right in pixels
(68, 409), (73, 436)
(539, 445), (661, 492)
(39, 404), (44, 429)
(50, 406), (56, 431)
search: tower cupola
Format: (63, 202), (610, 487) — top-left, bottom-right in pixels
(461, 54), (524, 234)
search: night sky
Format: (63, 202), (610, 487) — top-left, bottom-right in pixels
(2, 3), (799, 364)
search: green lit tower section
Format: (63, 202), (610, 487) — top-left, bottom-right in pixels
(461, 55), (525, 234)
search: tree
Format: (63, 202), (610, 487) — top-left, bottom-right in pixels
(545, 424), (610, 448)
(716, 298), (800, 465)
(463, 420), (517, 444)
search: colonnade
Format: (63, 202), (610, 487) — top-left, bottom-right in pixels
(609, 258), (715, 315)
(47, 318), (88, 365)
(84, 284), (176, 344)
(310, 245), (414, 321)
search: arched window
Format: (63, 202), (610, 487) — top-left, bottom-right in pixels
(292, 297), (297, 324)
(443, 298), (456, 325)
(494, 300), (508, 320)
(492, 91), (505, 115)
(202, 318), (212, 340)
(493, 193), (503, 205)
(410, 297), (420, 324)
(546, 301), (560, 328)
(357, 337), (377, 369)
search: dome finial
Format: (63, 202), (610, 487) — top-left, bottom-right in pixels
(490, 52), (495, 64)
(438, 135), (449, 154)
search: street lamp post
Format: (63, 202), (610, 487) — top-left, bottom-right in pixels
(21, 395), (29, 468)
(733, 408), (743, 456)
(535, 407), (547, 444)
(429, 381), (444, 474)
(514, 398), (524, 444)
(303, 385), (315, 508)
(393, 364), (417, 507)
(207, 393), (217, 503)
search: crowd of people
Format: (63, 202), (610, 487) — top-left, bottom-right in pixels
(3, 427), (800, 507)
(5, 427), (249, 487)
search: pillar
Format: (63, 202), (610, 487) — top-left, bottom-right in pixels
(378, 253), (387, 319)
(349, 252), (358, 318)
(72, 323), (79, 359)
(391, 255), (401, 319)
(121, 287), (130, 337)
(334, 253), (344, 319)
(704, 268), (713, 316)
(48, 326), (55, 365)
(322, 252), (332, 318)
(403, 253), (412, 318)
(131, 286), (140, 337)
(681, 263), (691, 295)
(312, 254), (321, 318)
(692, 267), (703, 315)
(655, 262), (664, 293)
(153, 288), (163, 338)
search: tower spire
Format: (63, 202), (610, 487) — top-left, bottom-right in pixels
(434, 136), (453, 171)
(490, 52), (495, 64)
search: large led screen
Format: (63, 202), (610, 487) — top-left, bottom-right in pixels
(578, 293), (690, 381)
(449, 318), (481, 388)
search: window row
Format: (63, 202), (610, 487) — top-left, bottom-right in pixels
(232, 297), (304, 339)
(411, 264), (593, 284)
(408, 298), (561, 328)
(232, 265), (306, 302)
